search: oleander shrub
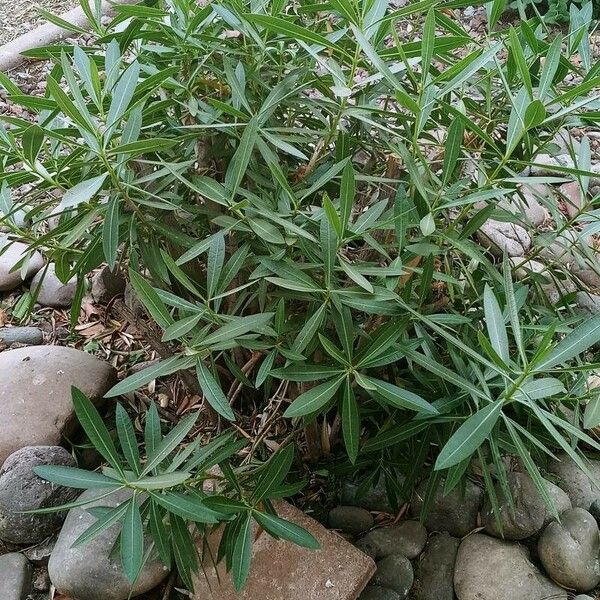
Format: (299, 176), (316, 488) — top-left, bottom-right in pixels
(509, 0), (599, 22)
(1, 0), (600, 590)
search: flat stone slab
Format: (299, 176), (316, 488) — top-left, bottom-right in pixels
(192, 502), (375, 600)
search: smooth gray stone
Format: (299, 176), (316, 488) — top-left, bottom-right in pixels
(0, 242), (44, 292)
(30, 263), (77, 308)
(329, 506), (374, 535)
(0, 553), (32, 600)
(357, 521), (427, 560)
(412, 532), (459, 600)
(0, 326), (43, 346)
(372, 554), (413, 599)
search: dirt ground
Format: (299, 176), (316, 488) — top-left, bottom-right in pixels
(0, 0), (78, 45)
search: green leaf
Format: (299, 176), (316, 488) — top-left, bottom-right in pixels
(116, 403), (140, 475)
(131, 472), (191, 489)
(232, 513), (253, 591)
(162, 313), (203, 342)
(59, 174), (108, 210)
(201, 313), (274, 347)
(225, 116), (259, 198)
(584, 393), (600, 429)
(362, 376), (438, 415)
(254, 510), (320, 549)
(339, 258), (373, 293)
(524, 99), (546, 130)
(435, 402), (503, 470)
(207, 233), (225, 298)
(249, 218), (285, 244)
(144, 401), (162, 456)
(483, 285), (509, 364)
(342, 378), (360, 464)
(107, 61), (140, 127)
(121, 499), (144, 582)
(142, 412), (199, 476)
(149, 491), (219, 523)
(512, 378), (566, 402)
(252, 444), (294, 502)
(33, 466), (122, 489)
(103, 197), (120, 270)
(128, 269), (173, 329)
(73, 502), (129, 547)
(536, 314), (600, 371)
(339, 162), (355, 231)
(196, 360), (235, 421)
(271, 364), (344, 382)
(284, 377), (345, 417)
(72, 387), (123, 474)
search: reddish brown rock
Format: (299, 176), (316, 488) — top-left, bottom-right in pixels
(560, 181), (584, 219)
(192, 502), (376, 600)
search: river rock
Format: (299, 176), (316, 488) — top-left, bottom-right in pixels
(454, 533), (567, 600)
(560, 181), (584, 219)
(0, 552), (32, 600)
(341, 479), (397, 513)
(547, 453), (600, 509)
(48, 488), (169, 600)
(329, 506), (374, 535)
(0, 446), (78, 544)
(512, 183), (549, 226)
(0, 346), (116, 463)
(476, 220), (531, 257)
(30, 263), (77, 308)
(0, 326), (43, 346)
(0, 242), (44, 291)
(91, 266), (126, 303)
(357, 521), (427, 560)
(371, 554), (414, 599)
(577, 292), (600, 315)
(481, 472), (571, 540)
(359, 586), (401, 600)
(574, 596), (595, 600)
(411, 478), (482, 537)
(412, 532), (459, 600)
(538, 508), (600, 592)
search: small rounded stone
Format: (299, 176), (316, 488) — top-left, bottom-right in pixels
(357, 521), (427, 560)
(372, 554), (414, 599)
(328, 506), (374, 535)
(359, 585), (402, 600)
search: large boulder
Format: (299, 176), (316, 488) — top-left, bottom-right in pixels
(0, 552), (32, 600)
(481, 472), (571, 540)
(538, 508), (600, 592)
(0, 346), (117, 463)
(547, 453), (600, 510)
(454, 534), (567, 600)
(412, 532), (459, 600)
(411, 478), (482, 537)
(48, 488), (169, 600)
(0, 446), (78, 544)
(30, 263), (77, 308)
(0, 242), (44, 291)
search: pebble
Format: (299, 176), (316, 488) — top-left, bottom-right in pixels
(0, 242), (44, 291)
(560, 181), (584, 219)
(454, 533), (567, 600)
(476, 220), (531, 257)
(481, 472), (571, 540)
(30, 263), (77, 308)
(412, 532), (459, 600)
(0, 552), (32, 600)
(577, 291), (600, 315)
(91, 266), (126, 303)
(512, 183), (549, 226)
(0, 346), (117, 463)
(411, 478), (482, 537)
(0, 446), (78, 544)
(49, 488), (169, 600)
(359, 586), (401, 600)
(547, 452), (600, 510)
(329, 506), (374, 535)
(0, 326), (43, 346)
(538, 508), (600, 592)
(357, 521), (427, 560)
(371, 554), (414, 599)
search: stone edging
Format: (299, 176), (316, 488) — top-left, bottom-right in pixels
(0, 0), (138, 73)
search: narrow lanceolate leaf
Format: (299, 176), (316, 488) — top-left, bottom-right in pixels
(149, 491), (219, 523)
(131, 472), (191, 489)
(59, 174), (108, 210)
(584, 394), (600, 429)
(121, 499), (144, 582)
(342, 378), (360, 464)
(284, 377), (345, 418)
(73, 502), (129, 547)
(144, 401), (161, 456)
(503, 254), (525, 363)
(201, 313), (274, 347)
(196, 360), (235, 421)
(207, 233), (225, 298)
(483, 285), (509, 364)
(435, 402), (503, 470)
(225, 116), (259, 198)
(116, 403), (140, 475)
(252, 444), (294, 502)
(107, 61), (140, 127)
(339, 161), (355, 231)
(128, 269), (173, 329)
(270, 364), (344, 382)
(536, 314), (600, 371)
(103, 197), (120, 270)
(362, 376), (438, 415)
(512, 378), (566, 402)
(33, 465), (122, 489)
(72, 387), (123, 473)
(141, 412), (199, 476)
(254, 510), (320, 549)
(162, 313), (203, 342)
(232, 513), (253, 591)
